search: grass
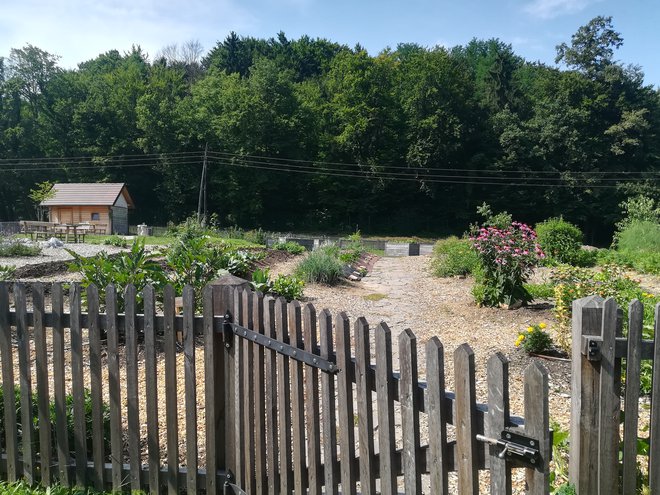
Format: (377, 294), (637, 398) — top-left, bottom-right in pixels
(294, 248), (344, 284)
(363, 293), (387, 302)
(85, 234), (261, 249)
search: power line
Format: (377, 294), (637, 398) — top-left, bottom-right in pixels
(207, 150), (660, 177)
(207, 157), (643, 189)
(208, 155), (655, 183)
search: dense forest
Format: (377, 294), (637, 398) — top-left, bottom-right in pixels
(0, 16), (657, 244)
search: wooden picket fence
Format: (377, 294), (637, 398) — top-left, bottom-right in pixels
(570, 296), (660, 494)
(0, 281), (552, 494)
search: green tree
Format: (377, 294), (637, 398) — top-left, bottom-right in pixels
(28, 181), (55, 221)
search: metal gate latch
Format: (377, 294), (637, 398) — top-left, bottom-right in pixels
(476, 431), (540, 467)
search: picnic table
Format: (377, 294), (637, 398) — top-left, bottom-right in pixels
(20, 221), (96, 243)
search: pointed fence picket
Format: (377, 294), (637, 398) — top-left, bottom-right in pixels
(0, 281), (550, 494)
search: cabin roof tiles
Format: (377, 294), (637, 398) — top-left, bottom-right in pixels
(41, 183), (134, 207)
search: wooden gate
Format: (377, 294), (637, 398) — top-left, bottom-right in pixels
(215, 285), (552, 494)
(570, 296), (659, 494)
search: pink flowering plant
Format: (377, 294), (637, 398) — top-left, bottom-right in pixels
(470, 222), (545, 307)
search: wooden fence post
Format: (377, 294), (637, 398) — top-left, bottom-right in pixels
(569, 295), (604, 494)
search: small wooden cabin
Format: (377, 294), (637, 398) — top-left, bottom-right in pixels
(41, 183), (135, 234)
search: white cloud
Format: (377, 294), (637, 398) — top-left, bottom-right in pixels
(524, 0), (602, 19)
(0, 0), (258, 68)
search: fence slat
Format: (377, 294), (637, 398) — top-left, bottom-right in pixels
(320, 309), (339, 495)
(87, 285), (105, 490)
(304, 304), (322, 495)
(164, 284), (179, 495)
(0, 282), (19, 482)
(290, 301), (307, 495)
(598, 298), (620, 495)
(184, 286), (198, 494)
(622, 300), (643, 494)
(70, 283), (88, 486)
(336, 312), (357, 495)
(106, 284), (123, 491)
(263, 297), (279, 494)
(234, 288), (246, 488)
(649, 303), (660, 493)
(52, 283), (69, 486)
(242, 289), (255, 493)
(356, 318), (376, 495)
(426, 336), (448, 495)
(125, 284), (140, 491)
(253, 292), (267, 495)
(524, 360), (550, 495)
(275, 297), (292, 493)
(455, 343), (478, 495)
(15, 283), (35, 484)
(376, 323), (397, 495)
(400, 328), (421, 494)
(144, 285), (161, 495)
(487, 353), (511, 495)
(569, 295), (604, 493)
(33, 283), (52, 486)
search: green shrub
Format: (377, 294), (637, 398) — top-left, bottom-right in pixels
(0, 239), (41, 257)
(242, 228), (268, 245)
(432, 236), (479, 277)
(613, 195), (660, 246)
(535, 217), (584, 265)
(0, 264), (15, 281)
(271, 274), (305, 301)
(272, 241), (306, 255)
(295, 250), (344, 285)
(102, 235), (128, 248)
(0, 384), (111, 462)
(524, 282), (555, 299)
(475, 202), (512, 230)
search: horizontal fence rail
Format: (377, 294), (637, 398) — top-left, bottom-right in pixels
(0, 281), (551, 494)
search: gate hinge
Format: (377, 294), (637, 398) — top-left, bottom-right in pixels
(477, 430), (541, 468)
(223, 311), (233, 349)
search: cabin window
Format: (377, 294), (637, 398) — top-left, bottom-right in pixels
(91, 212), (100, 221)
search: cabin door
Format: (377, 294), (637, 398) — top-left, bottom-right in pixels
(59, 208), (73, 224)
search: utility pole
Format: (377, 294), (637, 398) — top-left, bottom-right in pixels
(197, 143), (208, 225)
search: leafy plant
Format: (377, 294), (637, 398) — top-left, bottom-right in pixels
(220, 249), (257, 278)
(166, 235), (226, 296)
(272, 241), (306, 255)
(432, 236), (479, 277)
(0, 264), (16, 281)
(475, 202), (512, 230)
(294, 249), (344, 285)
(470, 222), (545, 307)
(0, 238), (42, 257)
(524, 282), (555, 300)
(271, 274), (305, 301)
(102, 235), (129, 248)
(67, 238), (167, 310)
(250, 267), (273, 293)
(0, 384), (111, 462)
(515, 322), (553, 354)
(535, 217), (589, 266)
(549, 421), (571, 493)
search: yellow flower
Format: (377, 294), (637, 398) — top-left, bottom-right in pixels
(539, 322), (547, 329)
(527, 327), (534, 333)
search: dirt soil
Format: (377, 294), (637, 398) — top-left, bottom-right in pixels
(271, 255), (572, 430)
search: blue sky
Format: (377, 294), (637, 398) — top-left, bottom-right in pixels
(1, 0), (658, 87)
